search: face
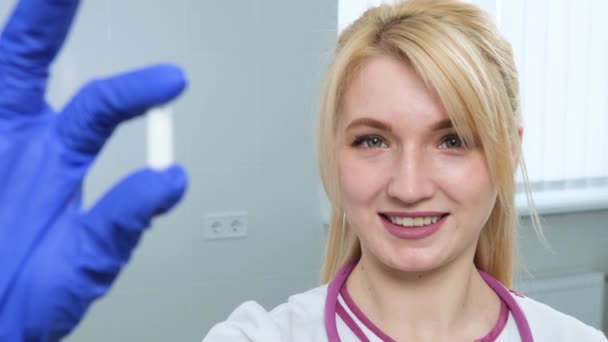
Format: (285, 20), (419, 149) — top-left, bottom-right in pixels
(336, 55), (498, 274)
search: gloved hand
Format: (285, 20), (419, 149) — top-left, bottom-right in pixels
(0, 0), (189, 340)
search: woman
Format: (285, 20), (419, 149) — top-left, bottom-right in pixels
(203, 0), (605, 341)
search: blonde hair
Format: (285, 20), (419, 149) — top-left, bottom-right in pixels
(317, 0), (538, 287)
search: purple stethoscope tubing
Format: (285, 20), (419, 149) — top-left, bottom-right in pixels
(324, 260), (534, 342)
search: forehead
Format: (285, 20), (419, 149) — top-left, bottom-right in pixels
(339, 55), (448, 130)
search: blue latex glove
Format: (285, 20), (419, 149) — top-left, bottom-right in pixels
(0, 0), (189, 340)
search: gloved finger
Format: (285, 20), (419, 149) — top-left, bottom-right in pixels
(57, 64), (187, 156)
(22, 165), (188, 340)
(0, 0), (80, 116)
(78, 165), (187, 278)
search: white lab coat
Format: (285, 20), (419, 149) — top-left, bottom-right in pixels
(203, 284), (607, 341)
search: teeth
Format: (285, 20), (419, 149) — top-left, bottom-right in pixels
(388, 215), (442, 227)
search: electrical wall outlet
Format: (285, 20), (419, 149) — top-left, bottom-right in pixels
(204, 211), (248, 240)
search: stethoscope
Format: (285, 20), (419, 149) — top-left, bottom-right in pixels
(324, 260), (534, 342)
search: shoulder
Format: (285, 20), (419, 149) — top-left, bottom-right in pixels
(512, 293), (607, 341)
(202, 285), (329, 341)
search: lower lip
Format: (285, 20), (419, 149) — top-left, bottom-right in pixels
(381, 214), (448, 240)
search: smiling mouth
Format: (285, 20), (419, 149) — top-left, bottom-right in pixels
(379, 213), (449, 228)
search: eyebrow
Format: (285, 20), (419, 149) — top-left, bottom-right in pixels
(345, 118), (393, 133)
(431, 118), (454, 131)
(345, 117), (454, 132)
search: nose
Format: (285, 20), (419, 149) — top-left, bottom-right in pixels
(386, 147), (435, 205)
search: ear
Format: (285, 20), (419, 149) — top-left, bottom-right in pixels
(512, 127), (523, 172)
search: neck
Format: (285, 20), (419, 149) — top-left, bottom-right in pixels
(345, 250), (500, 341)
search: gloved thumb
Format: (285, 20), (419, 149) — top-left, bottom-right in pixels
(31, 165), (188, 340)
(79, 165), (188, 275)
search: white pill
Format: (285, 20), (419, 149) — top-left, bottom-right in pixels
(147, 106), (174, 170)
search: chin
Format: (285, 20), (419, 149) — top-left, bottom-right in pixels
(387, 260), (443, 275)
(377, 247), (447, 275)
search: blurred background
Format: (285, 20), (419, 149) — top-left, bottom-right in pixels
(1, 0), (607, 340)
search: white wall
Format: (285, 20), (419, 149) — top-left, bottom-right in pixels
(518, 210), (608, 331)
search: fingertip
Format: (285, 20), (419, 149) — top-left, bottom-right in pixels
(163, 164), (189, 196)
(153, 164), (189, 214)
(153, 64), (188, 99)
(85, 166), (190, 234)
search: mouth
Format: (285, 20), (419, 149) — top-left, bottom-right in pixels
(379, 212), (449, 240)
(379, 213), (449, 228)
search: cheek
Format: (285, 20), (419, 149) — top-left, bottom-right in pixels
(432, 152), (497, 214)
(337, 152), (391, 207)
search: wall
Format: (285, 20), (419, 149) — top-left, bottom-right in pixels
(518, 210), (608, 331)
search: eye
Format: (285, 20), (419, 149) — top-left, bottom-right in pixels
(352, 135), (388, 149)
(438, 134), (465, 149)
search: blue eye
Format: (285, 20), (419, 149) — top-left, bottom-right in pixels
(352, 135), (388, 148)
(439, 134), (465, 149)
